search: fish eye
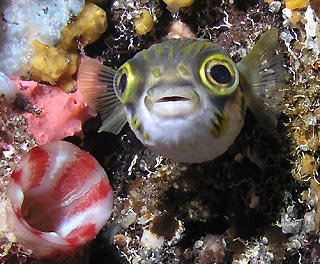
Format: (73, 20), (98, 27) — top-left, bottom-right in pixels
(115, 66), (128, 98)
(118, 73), (127, 94)
(114, 61), (142, 103)
(209, 64), (232, 84)
(113, 62), (135, 103)
(199, 54), (239, 96)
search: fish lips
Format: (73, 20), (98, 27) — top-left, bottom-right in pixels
(144, 82), (201, 118)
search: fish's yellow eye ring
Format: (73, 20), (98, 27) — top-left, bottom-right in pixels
(114, 62), (139, 103)
(199, 54), (239, 96)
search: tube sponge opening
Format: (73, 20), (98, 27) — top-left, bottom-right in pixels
(7, 141), (113, 258)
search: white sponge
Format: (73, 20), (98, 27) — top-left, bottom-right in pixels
(0, 0), (85, 77)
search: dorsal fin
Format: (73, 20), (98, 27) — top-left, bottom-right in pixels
(237, 27), (286, 129)
(77, 58), (127, 134)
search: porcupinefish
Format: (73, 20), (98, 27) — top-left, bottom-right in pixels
(77, 27), (285, 163)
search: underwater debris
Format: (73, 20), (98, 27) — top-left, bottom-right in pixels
(104, 108), (291, 263)
(279, 1), (320, 252)
(233, 237), (275, 264)
(0, 96), (36, 262)
(101, 0), (165, 67)
(268, 1), (282, 13)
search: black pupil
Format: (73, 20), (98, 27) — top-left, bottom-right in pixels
(119, 73), (127, 94)
(210, 65), (232, 84)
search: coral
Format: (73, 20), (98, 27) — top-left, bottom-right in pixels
(56, 2), (108, 51)
(236, 237), (275, 264)
(0, 0), (85, 77)
(14, 79), (96, 145)
(0, 96), (36, 262)
(133, 8), (155, 35)
(0, 73), (19, 103)
(193, 235), (227, 264)
(162, 0), (196, 13)
(103, 0), (165, 67)
(109, 155), (188, 263)
(29, 3), (108, 92)
(268, 1), (282, 13)
(285, 0), (309, 10)
(166, 20), (196, 39)
(280, 3), (320, 252)
(29, 40), (79, 91)
(6, 141), (113, 258)
(0, 1), (107, 92)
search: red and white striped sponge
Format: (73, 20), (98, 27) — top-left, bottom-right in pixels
(6, 141), (113, 258)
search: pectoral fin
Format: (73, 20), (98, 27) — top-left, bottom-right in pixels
(237, 27), (286, 129)
(77, 58), (127, 134)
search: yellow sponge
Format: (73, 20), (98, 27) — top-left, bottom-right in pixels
(163, 0), (195, 13)
(285, 0), (309, 10)
(134, 9), (155, 35)
(30, 40), (78, 85)
(29, 3), (107, 92)
(57, 3), (108, 51)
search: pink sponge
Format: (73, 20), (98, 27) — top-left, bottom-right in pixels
(15, 79), (96, 145)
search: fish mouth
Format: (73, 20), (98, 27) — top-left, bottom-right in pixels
(145, 82), (200, 118)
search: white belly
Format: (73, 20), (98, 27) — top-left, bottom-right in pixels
(130, 93), (245, 163)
